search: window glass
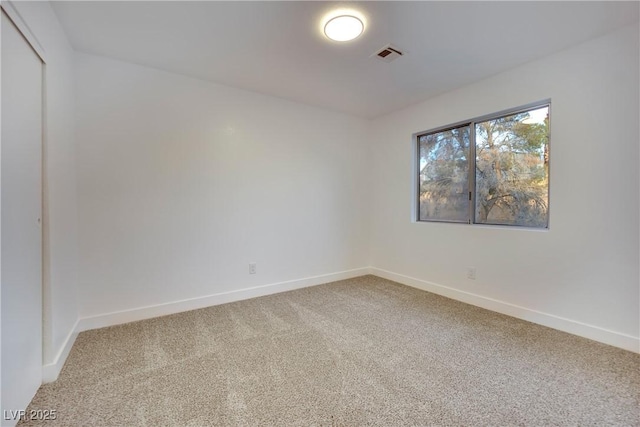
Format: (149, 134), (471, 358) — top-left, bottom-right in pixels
(416, 102), (550, 228)
(418, 125), (470, 222)
(475, 106), (549, 227)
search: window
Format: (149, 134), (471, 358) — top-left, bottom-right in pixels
(417, 102), (549, 228)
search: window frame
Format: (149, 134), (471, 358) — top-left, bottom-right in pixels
(415, 100), (551, 229)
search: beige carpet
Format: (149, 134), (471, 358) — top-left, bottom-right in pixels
(21, 275), (639, 426)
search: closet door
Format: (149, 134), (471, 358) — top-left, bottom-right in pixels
(1, 9), (44, 422)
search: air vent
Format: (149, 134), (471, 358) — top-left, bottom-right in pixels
(372, 44), (404, 63)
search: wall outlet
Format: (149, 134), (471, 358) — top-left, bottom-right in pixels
(467, 267), (476, 280)
(249, 262), (257, 274)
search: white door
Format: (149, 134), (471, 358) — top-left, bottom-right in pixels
(1, 9), (44, 424)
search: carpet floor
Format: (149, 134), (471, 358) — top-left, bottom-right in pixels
(21, 275), (639, 426)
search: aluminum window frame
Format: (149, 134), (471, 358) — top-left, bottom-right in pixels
(415, 99), (551, 229)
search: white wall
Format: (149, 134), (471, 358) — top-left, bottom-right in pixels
(71, 22), (639, 351)
(74, 53), (369, 319)
(369, 24), (640, 347)
(6, 1), (80, 379)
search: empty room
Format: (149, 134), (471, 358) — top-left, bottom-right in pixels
(1, 1), (639, 425)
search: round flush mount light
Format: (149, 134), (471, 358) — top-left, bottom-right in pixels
(323, 14), (364, 42)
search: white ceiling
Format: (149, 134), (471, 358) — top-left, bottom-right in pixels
(52, 1), (639, 119)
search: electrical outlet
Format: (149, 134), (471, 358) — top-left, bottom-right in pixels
(467, 267), (476, 280)
(249, 263), (257, 274)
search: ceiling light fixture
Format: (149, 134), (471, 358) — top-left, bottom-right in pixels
(323, 14), (364, 42)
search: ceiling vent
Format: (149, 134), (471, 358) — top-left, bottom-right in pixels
(372, 44), (404, 63)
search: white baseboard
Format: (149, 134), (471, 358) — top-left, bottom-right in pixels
(42, 319), (79, 383)
(77, 267), (370, 333)
(369, 267), (639, 353)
